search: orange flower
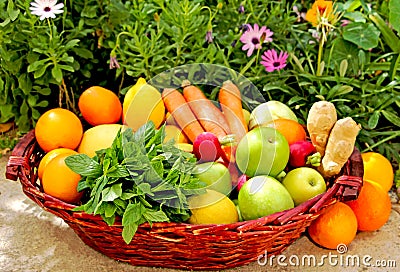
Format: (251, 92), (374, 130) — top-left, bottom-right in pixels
(305, 0), (334, 26)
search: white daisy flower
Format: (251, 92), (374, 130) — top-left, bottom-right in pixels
(30, 0), (64, 20)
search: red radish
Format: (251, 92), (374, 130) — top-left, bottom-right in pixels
(193, 132), (223, 162)
(289, 140), (320, 168)
(237, 174), (248, 192)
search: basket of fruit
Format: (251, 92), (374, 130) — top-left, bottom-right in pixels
(6, 78), (364, 271)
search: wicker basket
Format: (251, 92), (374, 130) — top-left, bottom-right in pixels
(6, 130), (363, 270)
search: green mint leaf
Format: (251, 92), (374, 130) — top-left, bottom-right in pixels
(120, 192), (136, 200)
(106, 164), (130, 178)
(103, 157), (112, 172)
(90, 175), (109, 212)
(114, 198), (128, 210)
(94, 199), (105, 215)
(145, 125), (164, 149)
(122, 202), (144, 226)
(104, 202), (118, 218)
(77, 178), (90, 192)
(123, 142), (142, 159)
(102, 214), (116, 226)
(65, 154), (102, 177)
(122, 223), (138, 244)
(137, 183), (153, 195)
(134, 121), (155, 143)
(102, 183), (123, 202)
(72, 205), (85, 212)
(143, 209), (169, 223)
(122, 127), (135, 143)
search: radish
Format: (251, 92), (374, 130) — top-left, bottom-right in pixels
(193, 132), (223, 162)
(236, 174), (248, 192)
(289, 140), (321, 168)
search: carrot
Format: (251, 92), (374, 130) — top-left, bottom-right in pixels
(182, 80), (230, 139)
(218, 80), (248, 143)
(161, 88), (205, 143)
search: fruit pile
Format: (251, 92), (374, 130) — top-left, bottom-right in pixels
(35, 78), (394, 248)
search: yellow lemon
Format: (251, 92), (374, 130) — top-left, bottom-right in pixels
(123, 77), (165, 131)
(188, 189), (239, 225)
(164, 125), (189, 144)
(78, 124), (126, 158)
(175, 143), (193, 153)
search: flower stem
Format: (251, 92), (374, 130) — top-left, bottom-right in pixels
(317, 37), (325, 76)
(46, 18), (53, 40)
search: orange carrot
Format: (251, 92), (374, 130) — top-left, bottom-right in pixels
(161, 88), (205, 143)
(218, 80), (248, 143)
(182, 80), (230, 139)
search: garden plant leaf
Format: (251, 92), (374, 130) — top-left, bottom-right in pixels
(389, 0), (400, 34)
(343, 22), (380, 50)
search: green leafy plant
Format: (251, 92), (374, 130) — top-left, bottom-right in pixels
(66, 122), (205, 244)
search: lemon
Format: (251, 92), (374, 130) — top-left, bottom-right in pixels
(78, 124), (127, 158)
(188, 189), (239, 225)
(175, 143), (193, 153)
(123, 77), (165, 131)
(164, 125), (189, 144)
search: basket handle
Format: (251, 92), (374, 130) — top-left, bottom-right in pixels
(6, 130), (37, 181)
(309, 147), (363, 213)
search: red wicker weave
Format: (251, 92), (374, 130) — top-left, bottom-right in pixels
(6, 130), (363, 270)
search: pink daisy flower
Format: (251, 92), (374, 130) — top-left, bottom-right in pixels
(260, 49), (289, 72)
(240, 24), (273, 57)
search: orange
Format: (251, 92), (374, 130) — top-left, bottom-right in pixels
(308, 202), (358, 249)
(361, 152), (394, 192)
(346, 179), (391, 232)
(42, 153), (83, 204)
(38, 148), (77, 180)
(263, 118), (307, 145)
(78, 86), (122, 126)
(35, 108), (83, 152)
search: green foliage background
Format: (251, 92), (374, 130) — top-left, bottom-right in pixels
(0, 0), (399, 168)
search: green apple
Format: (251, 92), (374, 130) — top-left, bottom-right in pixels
(282, 167), (327, 206)
(235, 127), (289, 177)
(249, 101), (298, 130)
(238, 175), (294, 220)
(193, 162), (232, 196)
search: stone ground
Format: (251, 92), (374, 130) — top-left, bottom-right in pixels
(1, 154), (399, 272)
